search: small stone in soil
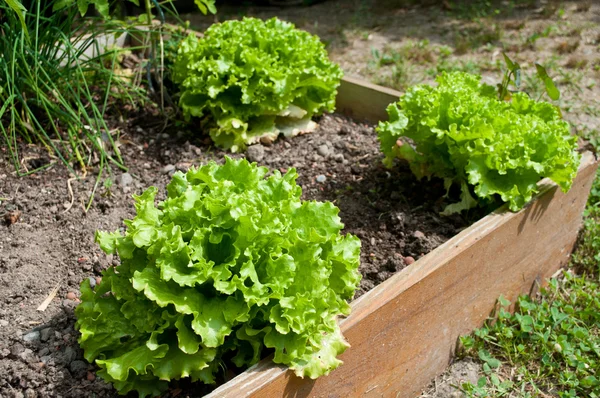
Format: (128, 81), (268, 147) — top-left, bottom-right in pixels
(117, 172), (133, 188)
(70, 360), (88, 377)
(391, 190), (404, 200)
(161, 164), (175, 174)
(62, 346), (77, 363)
(316, 144), (330, 157)
(19, 348), (34, 362)
(11, 343), (25, 357)
(87, 371), (96, 382)
(88, 276), (96, 288)
(40, 328), (52, 342)
(62, 300), (77, 310)
(4, 210), (22, 225)
(66, 292), (77, 300)
(413, 230), (426, 239)
(404, 256), (415, 265)
(339, 125), (351, 135)
(22, 331), (40, 343)
(316, 175), (327, 183)
(176, 162), (192, 172)
(246, 144), (265, 162)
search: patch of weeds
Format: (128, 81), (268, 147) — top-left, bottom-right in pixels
(556, 67), (584, 92)
(446, 0), (500, 20)
(583, 105), (600, 118)
(565, 55), (588, 70)
(101, 177), (114, 198)
(578, 172), (600, 268)
(351, 0), (375, 29)
(426, 58), (483, 77)
(402, 40), (435, 63)
(368, 41), (434, 91)
(541, 0), (562, 18)
(521, 24), (559, 50)
(369, 47), (414, 91)
(555, 39), (581, 55)
(503, 20), (525, 31)
(458, 162), (600, 397)
(454, 20), (503, 55)
(460, 271), (600, 397)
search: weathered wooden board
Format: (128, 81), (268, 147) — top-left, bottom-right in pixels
(336, 76), (402, 123)
(206, 151), (596, 398)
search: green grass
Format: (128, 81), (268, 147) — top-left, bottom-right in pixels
(457, 170), (600, 397)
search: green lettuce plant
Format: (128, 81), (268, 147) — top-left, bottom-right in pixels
(75, 158), (361, 397)
(377, 71), (580, 215)
(171, 17), (343, 152)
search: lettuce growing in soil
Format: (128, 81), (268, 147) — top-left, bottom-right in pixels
(75, 158), (361, 397)
(171, 17), (343, 152)
(377, 72), (580, 214)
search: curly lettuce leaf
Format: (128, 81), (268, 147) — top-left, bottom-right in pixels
(377, 71), (580, 214)
(76, 158), (361, 396)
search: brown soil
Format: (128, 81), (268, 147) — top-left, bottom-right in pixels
(0, 111), (476, 397)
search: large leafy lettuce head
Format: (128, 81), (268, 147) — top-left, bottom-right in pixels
(377, 71), (580, 214)
(171, 17), (343, 152)
(75, 157), (361, 397)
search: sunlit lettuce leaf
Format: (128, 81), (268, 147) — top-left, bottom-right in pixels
(171, 17), (343, 152)
(377, 72), (580, 214)
(76, 157), (361, 396)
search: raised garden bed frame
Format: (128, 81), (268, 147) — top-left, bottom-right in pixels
(198, 76), (598, 398)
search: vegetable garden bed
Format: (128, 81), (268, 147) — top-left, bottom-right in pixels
(201, 77), (598, 398)
(0, 76), (478, 397)
(0, 46), (595, 398)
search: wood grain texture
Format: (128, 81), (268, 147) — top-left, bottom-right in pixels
(206, 152), (597, 398)
(335, 76), (402, 123)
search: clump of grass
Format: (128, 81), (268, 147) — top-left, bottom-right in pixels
(0, 1), (146, 176)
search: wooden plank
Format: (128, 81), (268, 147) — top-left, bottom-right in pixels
(336, 76), (402, 123)
(206, 151), (597, 398)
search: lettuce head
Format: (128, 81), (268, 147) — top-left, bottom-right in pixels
(75, 158), (361, 397)
(171, 17), (343, 152)
(377, 72), (580, 214)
